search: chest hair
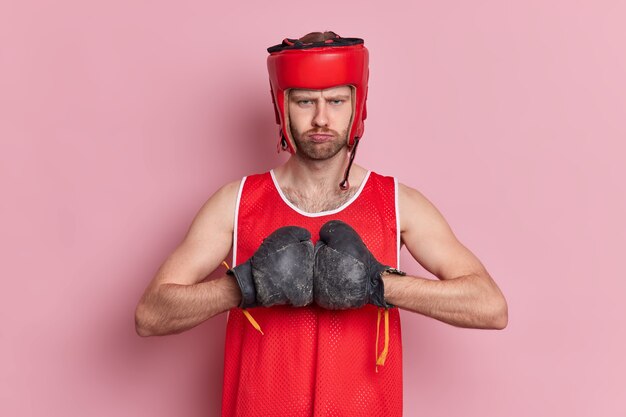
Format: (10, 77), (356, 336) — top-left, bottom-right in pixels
(281, 185), (358, 213)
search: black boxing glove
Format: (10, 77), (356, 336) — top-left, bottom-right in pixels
(313, 220), (405, 309)
(227, 226), (314, 308)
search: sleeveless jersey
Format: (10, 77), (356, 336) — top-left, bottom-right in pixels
(221, 170), (403, 417)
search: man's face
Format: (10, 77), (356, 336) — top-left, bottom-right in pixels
(287, 85), (353, 160)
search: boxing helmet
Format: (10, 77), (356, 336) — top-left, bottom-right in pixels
(267, 35), (369, 154)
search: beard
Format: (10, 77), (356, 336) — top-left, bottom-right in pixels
(290, 126), (349, 161)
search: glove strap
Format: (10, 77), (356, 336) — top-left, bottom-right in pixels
(222, 261), (264, 335)
(377, 267), (406, 309)
(384, 267), (406, 276)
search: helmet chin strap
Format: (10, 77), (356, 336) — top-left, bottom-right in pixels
(279, 133), (289, 152)
(339, 137), (360, 191)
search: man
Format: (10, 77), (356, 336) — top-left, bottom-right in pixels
(135, 32), (508, 417)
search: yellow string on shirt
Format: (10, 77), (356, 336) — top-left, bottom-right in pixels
(375, 308), (390, 372)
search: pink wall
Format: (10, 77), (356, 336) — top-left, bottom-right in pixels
(2, 1), (624, 416)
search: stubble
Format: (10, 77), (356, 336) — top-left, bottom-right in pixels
(290, 127), (349, 161)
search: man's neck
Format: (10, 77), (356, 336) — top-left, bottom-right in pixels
(272, 152), (368, 213)
(274, 149), (366, 193)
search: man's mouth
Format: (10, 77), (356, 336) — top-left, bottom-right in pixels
(308, 134), (335, 143)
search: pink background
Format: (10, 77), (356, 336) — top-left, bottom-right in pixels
(2, 1), (624, 416)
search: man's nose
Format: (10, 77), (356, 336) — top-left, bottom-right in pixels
(313, 102), (329, 127)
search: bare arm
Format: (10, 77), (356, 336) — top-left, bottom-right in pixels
(134, 180), (243, 337)
(383, 183), (508, 329)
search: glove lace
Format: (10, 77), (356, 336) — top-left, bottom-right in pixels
(375, 307), (390, 372)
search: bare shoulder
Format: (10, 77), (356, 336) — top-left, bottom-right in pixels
(397, 182), (485, 279)
(151, 179), (242, 286)
(185, 179), (242, 242)
(397, 182), (450, 234)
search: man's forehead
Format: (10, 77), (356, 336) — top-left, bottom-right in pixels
(289, 86), (352, 96)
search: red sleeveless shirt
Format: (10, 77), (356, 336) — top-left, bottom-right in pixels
(221, 170), (403, 417)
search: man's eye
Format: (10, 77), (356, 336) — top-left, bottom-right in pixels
(329, 99), (345, 105)
(298, 100), (313, 105)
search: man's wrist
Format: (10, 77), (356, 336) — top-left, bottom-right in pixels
(221, 275), (244, 308)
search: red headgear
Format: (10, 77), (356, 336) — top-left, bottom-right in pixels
(267, 35), (369, 155)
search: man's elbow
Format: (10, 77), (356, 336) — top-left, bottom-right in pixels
(475, 274), (508, 330)
(135, 303), (157, 337)
(486, 296), (508, 330)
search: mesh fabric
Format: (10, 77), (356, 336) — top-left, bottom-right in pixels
(221, 171), (403, 417)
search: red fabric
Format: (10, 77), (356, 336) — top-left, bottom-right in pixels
(221, 171), (403, 417)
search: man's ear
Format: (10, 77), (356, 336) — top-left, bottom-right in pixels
(283, 89), (297, 152)
(362, 85), (368, 121)
(349, 85), (357, 132)
(270, 83), (280, 124)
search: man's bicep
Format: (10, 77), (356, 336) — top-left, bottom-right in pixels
(398, 183), (486, 280)
(153, 180), (241, 287)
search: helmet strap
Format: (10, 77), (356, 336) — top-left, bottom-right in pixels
(277, 132), (289, 153)
(339, 137), (360, 191)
